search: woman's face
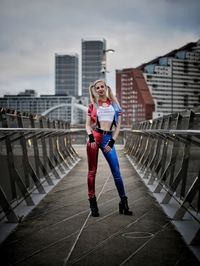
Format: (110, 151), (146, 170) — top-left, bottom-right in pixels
(95, 81), (107, 97)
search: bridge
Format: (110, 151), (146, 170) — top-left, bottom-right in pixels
(41, 103), (88, 125)
(0, 107), (200, 265)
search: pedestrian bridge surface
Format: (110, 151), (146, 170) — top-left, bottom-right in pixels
(0, 146), (199, 266)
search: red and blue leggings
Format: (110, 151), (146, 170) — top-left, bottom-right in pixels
(87, 131), (126, 199)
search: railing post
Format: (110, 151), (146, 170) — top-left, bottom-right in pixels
(0, 109), (34, 209)
(17, 112), (45, 194)
(0, 186), (18, 223)
(39, 117), (61, 180)
(29, 114), (54, 186)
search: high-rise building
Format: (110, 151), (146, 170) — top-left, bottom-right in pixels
(139, 40), (200, 118)
(81, 39), (106, 97)
(116, 68), (155, 126)
(55, 54), (79, 97)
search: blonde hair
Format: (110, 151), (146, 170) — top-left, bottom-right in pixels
(89, 79), (121, 108)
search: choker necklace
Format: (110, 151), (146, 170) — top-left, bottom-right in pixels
(98, 98), (110, 105)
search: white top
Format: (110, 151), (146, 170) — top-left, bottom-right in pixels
(97, 105), (115, 122)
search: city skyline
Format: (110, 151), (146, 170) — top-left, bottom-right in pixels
(0, 0), (199, 97)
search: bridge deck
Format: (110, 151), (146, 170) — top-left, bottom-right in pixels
(0, 146), (199, 266)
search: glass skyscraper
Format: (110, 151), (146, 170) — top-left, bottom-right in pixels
(81, 39), (106, 97)
(55, 54), (79, 96)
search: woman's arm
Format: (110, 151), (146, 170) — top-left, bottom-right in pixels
(86, 115), (96, 147)
(86, 115), (93, 135)
(112, 115), (121, 141)
(104, 115), (121, 153)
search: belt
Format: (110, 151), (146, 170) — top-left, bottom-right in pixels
(95, 128), (112, 135)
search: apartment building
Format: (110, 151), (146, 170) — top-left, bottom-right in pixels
(116, 68), (155, 126)
(139, 40), (200, 118)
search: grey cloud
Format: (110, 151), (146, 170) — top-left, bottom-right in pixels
(0, 0), (199, 96)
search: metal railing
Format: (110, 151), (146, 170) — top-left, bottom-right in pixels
(0, 108), (80, 223)
(124, 109), (200, 245)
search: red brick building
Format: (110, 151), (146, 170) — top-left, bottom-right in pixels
(116, 68), (155, 126)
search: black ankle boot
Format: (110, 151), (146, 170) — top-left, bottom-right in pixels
(89, 196), (99, 217)
(119, 196), (132, 215)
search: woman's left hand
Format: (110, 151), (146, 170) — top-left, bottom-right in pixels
(104, 138), (115, 153)
(104, 145), (112, 153)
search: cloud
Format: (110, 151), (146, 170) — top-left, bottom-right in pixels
(0, 0), (199, 96)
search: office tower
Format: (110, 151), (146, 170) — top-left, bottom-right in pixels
(81, 39), (106, 97)
(139, 40), (200, 118)
(116, 68), (155, 126)
(55, 54), (79, 96)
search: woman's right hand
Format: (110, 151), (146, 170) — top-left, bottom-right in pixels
(88, 133), (97, 149)
(89, 141), (97, 149)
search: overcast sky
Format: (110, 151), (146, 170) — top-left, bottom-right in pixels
(0, 0), (199, 97)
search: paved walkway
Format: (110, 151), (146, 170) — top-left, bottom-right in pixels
(0, 146), (199, 266)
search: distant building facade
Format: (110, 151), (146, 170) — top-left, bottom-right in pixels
(55, 54), (79, 97)
(116, 68), (155, 126)
(81, 39), (106, 97)
(0, 91), (82, 124)
(17, 89), (37, 97)
(139, 40), (200, 118)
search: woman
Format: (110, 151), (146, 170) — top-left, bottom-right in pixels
(86, 79), (132, 217)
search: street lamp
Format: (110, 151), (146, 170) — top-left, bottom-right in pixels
(101, 49), (115, 80)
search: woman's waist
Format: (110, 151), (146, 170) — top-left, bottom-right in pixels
(94, 128), (112, 135)
(97, 121), (113, 130)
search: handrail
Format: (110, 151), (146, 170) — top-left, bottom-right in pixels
(0, 107), (80, 223)
(128, 129), (200, 136)
(124, 109), (200, 245)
